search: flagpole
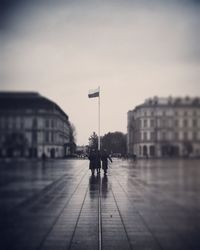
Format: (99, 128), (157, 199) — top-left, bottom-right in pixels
(98, 86), (101, 151)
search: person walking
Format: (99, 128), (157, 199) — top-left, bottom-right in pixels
(101, 149), (112, 175)
(96, 149), (101, 174)
(88, 149), (97, 175)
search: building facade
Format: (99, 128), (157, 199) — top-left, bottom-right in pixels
(127, 97), (200, 158)
(0, 92), (72, 158)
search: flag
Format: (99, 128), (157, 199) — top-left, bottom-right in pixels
(88, 88), (100, 98)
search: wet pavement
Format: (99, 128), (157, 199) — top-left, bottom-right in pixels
(0, 158), (200, 250)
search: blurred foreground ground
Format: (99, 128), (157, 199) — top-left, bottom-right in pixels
(0, 158), (200, 250)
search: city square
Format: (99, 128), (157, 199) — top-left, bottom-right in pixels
(1, 1), (200, 250)
(0, 158), (200, 250)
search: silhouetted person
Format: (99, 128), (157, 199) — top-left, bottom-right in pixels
(42, 153), (46, 161)
(96, 149), (101, 174)
(101, 149), (112, 175)
(88, 149), (97, 175)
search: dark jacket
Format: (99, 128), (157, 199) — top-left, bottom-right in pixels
(101, 151), (112, 169)
(88, 150), (97, 169)
(88, 150), (101, 169)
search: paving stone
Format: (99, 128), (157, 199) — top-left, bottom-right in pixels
(0, 159), (200, 250)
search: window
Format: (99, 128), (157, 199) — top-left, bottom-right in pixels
(4, 119), (8, 129)
(45, 131), (49, 143)
(8, 117), (12, 129)
(183, 119), (188, 127)
(144, 119), (147, 128)
(150, 119), (154, 127)
(150, 132), (154, 140)
(193, 119), (197, 128)
(45, 119), (49, 128)
(183, 132), (188, 140)
(12, 117), (16, 129)
(51, 132), (54, 143)
(20, 119), (24, 129)
(32, 118), (37, 129)
(174, 132), (179, 140)
(0, 118), (4, 129)
(139, 119), (142, 128)
(16, 117), (20, 129)
(175, 111), (178, 116)
(143, 145), (147, 156)
(32, 132), (37, 144)
(161, 119), (166, 127)
(162, 131), (166, 140)
(150, 145), (155, 156)
(140, 132), (142, 141)
(174, 120), (179, 127)
(193, 132), (197, 140)
(143, 132), (147, 141)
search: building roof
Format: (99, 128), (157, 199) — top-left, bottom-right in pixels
(129, 96), (200, 113)
(0, 91), (69, 120)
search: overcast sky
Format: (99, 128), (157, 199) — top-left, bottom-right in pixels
(0, 0), (200, 145)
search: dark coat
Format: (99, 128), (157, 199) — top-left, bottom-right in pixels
(96, 151), (101, 169)
(88, 150), (101, 169)
(88, 151), (97, 169)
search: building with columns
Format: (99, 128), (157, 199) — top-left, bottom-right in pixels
(127, 96), (200, 158)
(0, 92), (72, 158)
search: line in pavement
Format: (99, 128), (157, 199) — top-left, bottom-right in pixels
(101, 173), (132, 250)
(111, 188), (133, 250)
(98, 174), (102, 250)
(37, 169), (88, 250)
(112, 171), (163, 250)
(67, 187), (89, 250)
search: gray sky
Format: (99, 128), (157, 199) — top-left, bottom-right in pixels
(0, 0), (200, 145)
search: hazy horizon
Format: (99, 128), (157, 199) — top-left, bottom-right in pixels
(1, 0), (200, 145)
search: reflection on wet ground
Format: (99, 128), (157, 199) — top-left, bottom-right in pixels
(0, 158), (200, 250)
(89, 174), (109, 199)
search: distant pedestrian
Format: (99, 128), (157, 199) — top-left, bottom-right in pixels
(96, 149), (101, 174)
(101, 149), (112, 175)
(42, 153), (46, 161)
(88, 149), (101, 175)
(88, 149), (97, 175)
